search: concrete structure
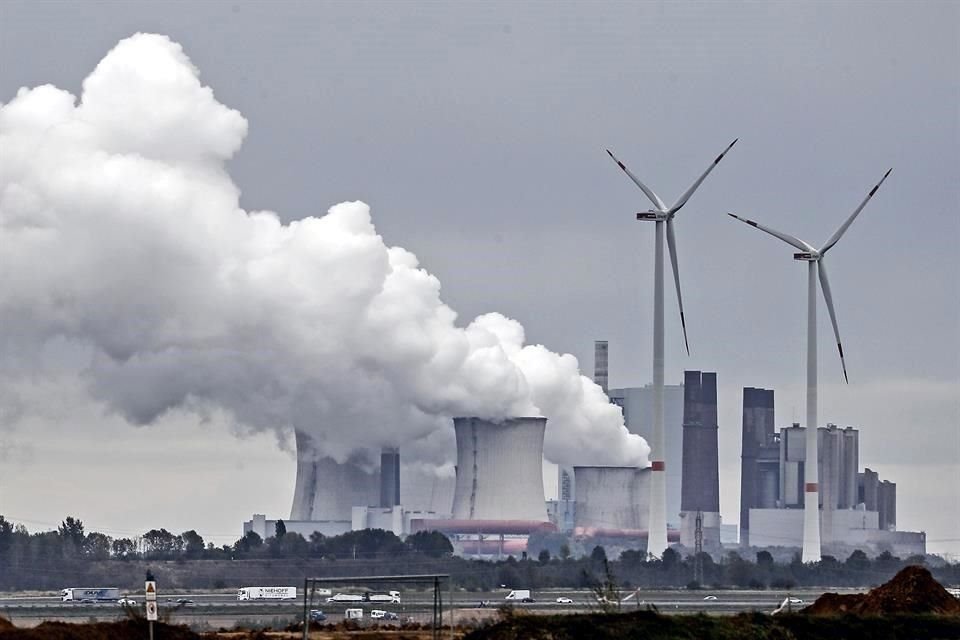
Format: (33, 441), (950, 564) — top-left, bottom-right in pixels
(450, 417), (549, 522)
(679, 370), (721, 549)
(546, 499), (576, 533)
(594, 340), (609, 393)
(289, 430), (379, 522)
(747, 507), (924, 557)
(739, 387), (779, 546)
(558, 466), (574, 501)
(573, 466), (650, 533)
(859, 469), (896, 531)
(608, 383), (684, 527)
(244, 513), (351, 540)
(380, 447), (400, 508)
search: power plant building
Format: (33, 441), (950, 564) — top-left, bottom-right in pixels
(739, 388), (923, 556)
(678, 371), (721, 549)
(739, 387), (779, 546)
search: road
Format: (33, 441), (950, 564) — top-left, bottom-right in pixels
(0, 587), (861, 627)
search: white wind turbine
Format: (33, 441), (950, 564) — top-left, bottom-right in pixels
(606, 139), (737, 557)
(728, 168), (891, 562)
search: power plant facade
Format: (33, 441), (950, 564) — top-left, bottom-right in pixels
(739, 387), (924, 557)
(678, 371), (721, 549)
(450, 416), (549, 522)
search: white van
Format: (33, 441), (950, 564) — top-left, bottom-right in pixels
(345, 608), (364, 620)
(505, 589), (533, 602)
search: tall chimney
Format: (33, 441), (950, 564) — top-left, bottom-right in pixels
(594, 340), (609, 393)
(380, 447), (400, 508)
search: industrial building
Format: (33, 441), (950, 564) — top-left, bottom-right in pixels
(739, 387), (924, 557)
(739, 386), (778, 546)
(678, 370), (722, 550)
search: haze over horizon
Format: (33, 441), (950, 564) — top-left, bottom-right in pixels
(0, 1), (956, 557)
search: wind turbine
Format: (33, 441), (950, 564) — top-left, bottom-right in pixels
(606, 138), (737, 557)
(728, 168), (891, 562)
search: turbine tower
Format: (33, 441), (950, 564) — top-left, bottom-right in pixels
(728, 168), (891, 562)
(606, 139), (737, 557)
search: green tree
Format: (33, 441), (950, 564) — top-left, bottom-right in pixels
(234, 530), (263, 555)
(274, 520), (287, 539)
(84, 532), (112, 560)
(407, 530), (453, 558)
(112, 538), (135, 559)
(538, 549), (551, 564)
(590, 545), (608, 565)
(58, 516), (85, 556)
(559, 543), (571, 560)
(181, 530), (205, 557)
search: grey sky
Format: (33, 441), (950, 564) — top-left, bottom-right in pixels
(1, 2), (957, 555)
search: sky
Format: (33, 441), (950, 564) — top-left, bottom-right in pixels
(0, 1), (957, 556)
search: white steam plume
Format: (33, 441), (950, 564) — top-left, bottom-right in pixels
(0, 34), (649, 469)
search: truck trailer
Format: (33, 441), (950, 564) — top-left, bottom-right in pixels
(236, 586), (297, 601)
(61, 588), (121, 602)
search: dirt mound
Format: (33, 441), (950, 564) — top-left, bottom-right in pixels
(804, 565), (960, 616)
(0, 618), (13, 631)
(0, 619), (199, 639)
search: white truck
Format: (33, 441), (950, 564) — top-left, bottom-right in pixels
(327, 590), (400, 604)
(61, 587), (121, 602)
(236, 586), (297, 601)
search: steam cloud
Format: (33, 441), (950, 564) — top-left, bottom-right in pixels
(0, 34), (650, 469)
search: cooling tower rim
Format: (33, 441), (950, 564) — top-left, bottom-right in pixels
(453, 416), (546, 421)
(573, 464), (644, 471)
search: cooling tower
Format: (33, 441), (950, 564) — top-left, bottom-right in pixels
(574, 466), (650, 532)
(289, 430), (379, 521)
(450, 417), (549, 522)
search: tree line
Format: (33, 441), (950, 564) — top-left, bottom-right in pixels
(0, 514), (957, 592)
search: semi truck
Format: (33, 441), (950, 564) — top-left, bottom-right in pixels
(236, 586), (297, 601)
(61, 587), (121, 602)
(327, 590), (401, 604)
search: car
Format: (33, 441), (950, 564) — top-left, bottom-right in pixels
(174, 598), (196, 607)
(788, 598), (804, 604)
(520, 597), (535, 603)
(703, 595), (718, 601)
(308, 609), (327, 622)
(117, 598), (137, 606)
(555, 597), (573, 604)
(370, 609), (387, 619)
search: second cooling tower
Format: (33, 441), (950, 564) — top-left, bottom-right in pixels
(451, 417), (549, 522)
(574, 466), (650, 532)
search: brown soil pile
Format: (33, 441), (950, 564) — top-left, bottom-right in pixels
(804, 565), (960, 616)
(0, 619), (199, 639)
(0, 618), (13, 631)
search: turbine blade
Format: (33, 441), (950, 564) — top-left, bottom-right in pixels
(818, 259), (848, 383)
(666, 218), (690, 355)
(669, 138), (738, 214)
(605, 149), (667, 211)
(821, 168), (892, 254)
(727, 213), (815, 252)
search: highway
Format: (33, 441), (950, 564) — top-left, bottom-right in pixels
(0, 587), (862, 627)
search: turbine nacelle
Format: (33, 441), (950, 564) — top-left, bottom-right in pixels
(637, 211), (668, 221)
(793, 251), (821, 261)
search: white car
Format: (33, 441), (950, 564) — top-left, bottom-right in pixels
(788, 597), (804, 604)
(117, 598), (137, 606)
(555, 597), (573, 604)
(703, 595), (718, 601)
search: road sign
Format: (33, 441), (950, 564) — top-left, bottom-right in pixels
(145, 600), (158, 621)
(145, 581), (157, 602)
